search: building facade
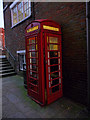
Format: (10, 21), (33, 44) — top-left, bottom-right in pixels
(3, 1), (89, 105)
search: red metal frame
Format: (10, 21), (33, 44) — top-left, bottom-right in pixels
(25, 19), (62, 105)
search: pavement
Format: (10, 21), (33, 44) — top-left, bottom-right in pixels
(2, 75), (90, 118)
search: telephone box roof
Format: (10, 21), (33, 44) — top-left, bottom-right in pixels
(25, 19), (60, 29)
(25, 19), (61, 36)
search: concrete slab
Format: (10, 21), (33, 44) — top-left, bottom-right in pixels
(6, 93), (20, 104)
(2, 75), (89, 118)
(8, 112), (26, 118)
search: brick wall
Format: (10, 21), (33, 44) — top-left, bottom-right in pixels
(34, 2), (87, 105)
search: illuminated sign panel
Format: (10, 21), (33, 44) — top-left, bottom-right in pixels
(43, 25), (59, 31)
(27, 26), (39, 33)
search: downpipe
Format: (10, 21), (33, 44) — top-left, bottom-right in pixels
(86, 1), (90, 112)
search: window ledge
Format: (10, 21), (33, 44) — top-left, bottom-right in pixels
(11, 15), (31, 29)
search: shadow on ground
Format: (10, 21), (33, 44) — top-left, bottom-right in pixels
(2, 75), (90, 118)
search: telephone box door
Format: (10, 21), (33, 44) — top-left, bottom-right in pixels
(45, 33), (63, 104)
(26, 35), (45, 105)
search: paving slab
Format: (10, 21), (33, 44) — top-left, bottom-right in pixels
(6, 93), (20, 104)
(2, 75), (90, 118)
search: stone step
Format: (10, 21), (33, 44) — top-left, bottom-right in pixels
(0, 55), (6, 59)
(0, 55), (16, 77)
(0, 61), (9, 64)
(0, 69), (15, 74)
(0, 58), (7, 62)
(0, 63), (11, 67)
(0, 71), (16, 77)
(0, 66), (13, 70)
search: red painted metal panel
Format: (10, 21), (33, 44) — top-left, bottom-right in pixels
(25, 19), (62, 106)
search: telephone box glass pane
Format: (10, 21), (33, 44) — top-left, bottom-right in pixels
(50, 51), (58, 58)
(28, 44), (37, 51)
(51, 79), (59, 86)
(30, 44), (36, 50)
(32, 64), (38, 71)
(30, 72), (38, 78)
(31, 79), (38, 85)
(52, 85), (59, 93)
(31, 52), (35, 57)
(51, 72), (59, 79)
(50, 65), (58, 72)
(32, 58), (37, 64)
(29, 38), (35, 44)
(49, 37), (58, 43)
(50, 59), (58, 65)
(49, 45), (58, 50)
(28, 52), (38, 58)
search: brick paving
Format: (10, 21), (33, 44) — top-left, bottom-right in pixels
(2, 75), (89, 118)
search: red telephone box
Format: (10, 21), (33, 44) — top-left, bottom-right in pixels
(25, 19), (63, 105)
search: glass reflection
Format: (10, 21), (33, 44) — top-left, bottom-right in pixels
(51, 79), (59, 86)
(32, 65), (38, 71)
(50, 59), (58, 65)
(50, 51), (58, 58)
(52, 85), (59, 93)
(30, 72), (38, 78)
(49, 37), (58, 43)
(31, 79), (38, 85)
(49, 45), (58, 50)
(51, 72), (59, 79)
(50, 65), (58, 72)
